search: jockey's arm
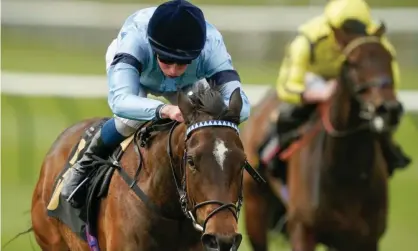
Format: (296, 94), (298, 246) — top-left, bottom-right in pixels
(276, 35), (311, 105)
(202, 36), (251, 124)
(107, 32), (165, 121)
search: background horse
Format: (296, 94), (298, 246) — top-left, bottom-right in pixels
(31, 84), (250, 251)
(242, 26), (402, 251)
(241, 89), (285, 251)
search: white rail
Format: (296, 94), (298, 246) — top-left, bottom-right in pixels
(2, 71), (418, 111)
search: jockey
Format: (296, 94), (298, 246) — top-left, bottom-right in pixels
(61, 0), (251, 208)
(263, 0), (410, 179)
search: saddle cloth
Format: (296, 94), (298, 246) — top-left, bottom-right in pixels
(46, 118), (135, 241)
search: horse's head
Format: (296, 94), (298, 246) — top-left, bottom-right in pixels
(332, 24), (403, 134)
(174, 83), (246, 250)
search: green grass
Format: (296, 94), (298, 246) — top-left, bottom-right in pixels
(2, 32), (418, 89)
(76, 0), (418, 7)
(1, 94), (418, 250)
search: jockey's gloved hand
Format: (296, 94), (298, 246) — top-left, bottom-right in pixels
(160, 104), (184, 122)
(302, 79), (337, 103)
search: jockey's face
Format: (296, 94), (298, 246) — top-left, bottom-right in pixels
(157, 56), (189, 78)
(332, 20), (368, 50)
(334, 30), (360, 50)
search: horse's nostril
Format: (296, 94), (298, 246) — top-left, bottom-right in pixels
(202, 233), (243, 251)
(202, 233), (218, 250)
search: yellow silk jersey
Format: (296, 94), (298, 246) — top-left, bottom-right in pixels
(276, 15), (400, 104)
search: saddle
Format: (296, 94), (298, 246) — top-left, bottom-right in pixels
(46, 118), (175, 244)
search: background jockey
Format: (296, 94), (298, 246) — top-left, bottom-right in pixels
(61, 0), (251, 208)
(269, 0), (410, 178)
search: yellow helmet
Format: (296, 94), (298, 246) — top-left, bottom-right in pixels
(324, 0), (372, 30)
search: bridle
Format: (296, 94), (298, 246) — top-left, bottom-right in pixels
(321, 36), (400, 137)
(109, 118), (265, 233)
(167, 120), (266, 232)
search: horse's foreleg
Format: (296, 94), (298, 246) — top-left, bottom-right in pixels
(289, 222), (316, 251)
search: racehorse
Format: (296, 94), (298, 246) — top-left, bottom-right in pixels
(242, 26), (401, 251)
(31, 84), (263, 251)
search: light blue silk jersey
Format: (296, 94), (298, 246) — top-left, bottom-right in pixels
(107, 7), (250, 123)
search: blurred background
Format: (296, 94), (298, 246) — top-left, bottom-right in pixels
(1, 0), (417, 250)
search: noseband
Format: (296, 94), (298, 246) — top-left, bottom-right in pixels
(167, 120), (265, 232)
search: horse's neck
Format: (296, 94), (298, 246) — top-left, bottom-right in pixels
(329, 85), (361, 131)
(325, 86), (377, 180)
(147, 124), (187, 218)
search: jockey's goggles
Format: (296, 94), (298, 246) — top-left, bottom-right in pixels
(157, 54), (192, 65)
(330, 19), (368, 35)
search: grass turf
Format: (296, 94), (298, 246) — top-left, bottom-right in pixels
(1, 94), (418, 250)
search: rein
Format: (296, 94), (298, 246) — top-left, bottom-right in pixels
(319, 102), (371, 137)
(99, 119), (265, 232)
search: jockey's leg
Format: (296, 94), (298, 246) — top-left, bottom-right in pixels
(380, 132), (411, 176)
(275, 103), (317, 153)
(275, 72), (326, 152)
(259, 73), (325, 181)
(61, 116), (143, 208)
(258, 104), (315, 181)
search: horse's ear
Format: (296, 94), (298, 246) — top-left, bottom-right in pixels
(372, 22), (386, 37)
(228, 87), (243, 118)
(177, 91), (194, 124)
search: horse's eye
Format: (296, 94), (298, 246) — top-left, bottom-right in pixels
(187, 156), (195, 167)
(356, 85), (369, 94)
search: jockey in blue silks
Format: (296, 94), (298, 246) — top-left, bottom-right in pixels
(61, 0), (251, 208)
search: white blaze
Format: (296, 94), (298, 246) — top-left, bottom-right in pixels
(213, 139), (229, 170)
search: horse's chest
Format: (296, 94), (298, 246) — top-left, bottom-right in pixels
(140, 218), (201, 251)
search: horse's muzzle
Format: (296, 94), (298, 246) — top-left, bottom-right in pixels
(376, 101), (404, 127)
(201, 233), (242, 251)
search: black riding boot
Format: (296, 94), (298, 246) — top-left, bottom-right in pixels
(380, 134), (411, 176)
(276, 103), (317, 151)
(256, 103), (316, 182)
(61, 128), (115, 208)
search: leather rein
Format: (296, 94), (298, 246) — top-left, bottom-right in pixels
(112, 119), (266, 232)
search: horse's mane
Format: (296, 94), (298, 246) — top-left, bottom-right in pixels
(186, 81), (240, 125)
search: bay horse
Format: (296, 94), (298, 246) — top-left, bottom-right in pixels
(242, 25), (402, 251)
(31, 84), (263, 251)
